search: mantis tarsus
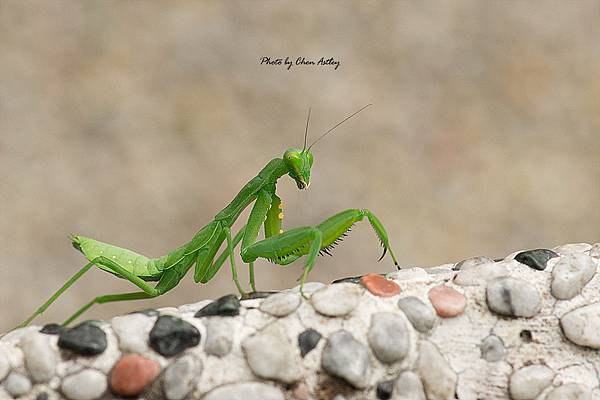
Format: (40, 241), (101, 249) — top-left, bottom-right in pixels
(18, 105), (399, 328)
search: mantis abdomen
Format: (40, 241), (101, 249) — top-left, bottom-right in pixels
(72, 236), (163, 281)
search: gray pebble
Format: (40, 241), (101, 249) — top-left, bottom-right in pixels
(60, 369), (107, 400)
(561, 302), (600, 348)
(332, 396), (347, 400)
(4, 372), (32, 397)
(551, 254), (597, 300)
(163, 355), (201, 400)
(509, 364), (554, 400)
(0, 349), (10, 381)
(453, 256), (493, 271)
(311, 283), (363, 317)
(397, 296), (436, 333)
(242, 323), (301, 384)
(395, 370), (426, 400)
(486, 277), (541, 317)
(111, 313), (153, 353)
(368, 312), (409, 364)
(202, 382), (284, 400)
(21, 331), (56, 383)
(204, 318), (233, 357)
(546, 383), (592, 400)
(417, 341), (456, 400)
(259, 292), (301, 317)
(321, 330), (370, 389)
(480, 334), (505, 362)
(454, 262), (509, 286)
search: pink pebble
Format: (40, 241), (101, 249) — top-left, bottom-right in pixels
(110, 354), (160, 397)
(428, 284), (466, 317)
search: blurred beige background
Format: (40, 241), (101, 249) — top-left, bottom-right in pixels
(1, 1), (599, 332)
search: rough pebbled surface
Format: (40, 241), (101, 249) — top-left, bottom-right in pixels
(1, 242), (599, 400)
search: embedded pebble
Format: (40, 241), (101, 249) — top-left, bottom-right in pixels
(21, 331), (56, 382)
(397, 296), (436, 333)
(551, 253), (597, 300)
(332, 275), (363, 284)
(546, 383), (592, 400)
(453, 261), (510, 286)
(58, 321), (107, 356)
(4, 372), (32, 397)
(360, 274), (401, 297)
(395, 370), (426, 400)
(242, 323), (301, 384)
(298, 328), (321, 357)
(561, 302), (600, 348)
(0, 349), (9, 381)
(590, 243), (600, 258)
(204, 318), (233, 357)
(132, 308), (159, 317)
(61, 369), (107, 400)
(36, 392), (49, 400)
(202, 382), (284, 400)
(453, 256), (494, 271)
(554, 243), (592, 255)
(480, 334), (505, 362)
(109, 354), (160, 397)
(149, 315), (200, 357)
(289, 281), (326, 294)
(111, 313), (154, 353)
(428, 284), (466, 317)
(162, 355), (200, 400)
(368, 312), (409, 363)
(292, 382), (310, 400)
(386, 267), (428, 281)
(259, 292), (301, 317)
(195, 294), (240, 317)
(376, 379), (394, 399)
(417, 341), (456, 400)
(40, 323), (63, 335)
(514, 249), (558, 270)
(509, 364), (554, 400)
(311, 283), (363, 317)
(321, 330), (370, 389)
(486, 277), (541, 317)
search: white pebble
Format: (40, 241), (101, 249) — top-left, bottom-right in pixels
(4, 372), (32, 397)
(259, 292), (301, 317)
(61, 369), (107, 400)
(509, 364), (554, 400)
(551, 254), (597, 300)
(20, 331), (56, 382)
(417, 341), (456, 400)
(311, 283), (363, 317)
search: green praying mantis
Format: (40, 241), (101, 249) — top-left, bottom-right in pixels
(18, 105), (399, 328)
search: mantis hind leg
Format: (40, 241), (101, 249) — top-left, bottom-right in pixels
(62, 291), (154, 326)
(18, 256), (166, 328)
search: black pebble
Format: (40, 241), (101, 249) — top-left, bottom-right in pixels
(376, 380), (394, 400)
(195, 294), (240, 317)
(36, 392), (49, 400)
(149, 315), (200, 357)
(515, 249), (558, 270)
(298, 328), (321, 357)
(331, 275), (363, 284)
(130, 308), (159, 317)
(58, 321), (107, 356)
(40, 323), (63, 335)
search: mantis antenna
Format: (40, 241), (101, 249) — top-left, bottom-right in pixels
(307, 103), (373, 151)
(302, 107), (311, 151)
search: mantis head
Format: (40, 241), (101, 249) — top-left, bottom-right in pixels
(283, 148), (313, 189)
(285, 104), (373, 190)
